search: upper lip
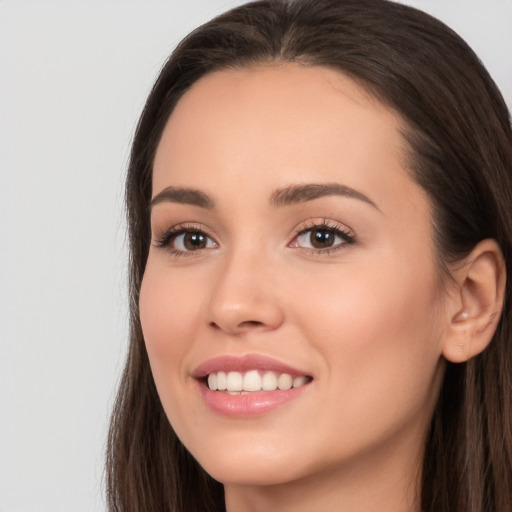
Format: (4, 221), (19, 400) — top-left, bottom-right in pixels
(191, 354), (312, 379)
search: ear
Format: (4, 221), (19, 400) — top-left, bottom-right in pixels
(442, 239), (506, 363)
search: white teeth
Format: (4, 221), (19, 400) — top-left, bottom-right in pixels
(206, 370), (310, 392)
(226, 371), (243, 391)
(277, 373), (293, 390)
(262, 371), (278, 391)
(207, 373), (217, 391)
(293, 375), (308, 388)
(243, 370), (262, 392)
(217, 371), (227, 390)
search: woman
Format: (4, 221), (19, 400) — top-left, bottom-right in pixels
(106, 1), (512, 511)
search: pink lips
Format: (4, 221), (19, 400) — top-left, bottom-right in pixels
(192, 354), (309, 378)
(192, 354), (312, 417)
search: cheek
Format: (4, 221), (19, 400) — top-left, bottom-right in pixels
(139, 263), (205, 432)
(139, 270), (171, 358)
(294, 255), (444, 389)
(302, 265), (432, 330)
(139, 263), (200, 386)
(140, 262), (195, 345)
(286, 259), (445, 458)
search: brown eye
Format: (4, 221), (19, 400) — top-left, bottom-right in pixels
(171, 230), (217, 252)
(293, 225), (353, 252)
(183, 232), (207, 250)
(309, 229), (336, 248)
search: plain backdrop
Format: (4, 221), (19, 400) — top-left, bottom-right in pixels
(0, 1), (510, 511)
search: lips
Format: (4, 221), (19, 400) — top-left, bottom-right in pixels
(193, 354), (312, 377)
(192, 354), (313, 416)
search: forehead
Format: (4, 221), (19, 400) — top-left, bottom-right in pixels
(152, 63), (417, 209)
(167, 63), (387, 129)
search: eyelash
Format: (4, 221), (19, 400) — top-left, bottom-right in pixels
(154, 219), (356, 257)
(154, 223), (216, 258)
(290, 219), (356, 255)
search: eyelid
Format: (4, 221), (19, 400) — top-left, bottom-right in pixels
(153, 222), (218, 255)
(152, 218), (355, 257)
(289, 218), (356, 252)
(292, 218), (355, 238)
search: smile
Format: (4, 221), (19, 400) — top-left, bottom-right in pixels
(207, 370), (310, 393)
(193, 355), (313, 416)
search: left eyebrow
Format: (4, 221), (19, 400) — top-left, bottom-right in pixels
(269, 183), (380, 211)
(149, 186), (214, 211)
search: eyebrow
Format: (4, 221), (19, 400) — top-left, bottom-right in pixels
(149, 186), (214, 210)
(269, 183), (379, 210)
(149, 182), (379, 212)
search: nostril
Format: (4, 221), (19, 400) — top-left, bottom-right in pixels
(208, 320), (265, 331)
(239, 320), (264, 328)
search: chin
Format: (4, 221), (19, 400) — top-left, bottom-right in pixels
(189, 441), (307, 487)
(205, 463), (299, 487)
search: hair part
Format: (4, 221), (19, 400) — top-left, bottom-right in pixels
(106, 1), (512, 511)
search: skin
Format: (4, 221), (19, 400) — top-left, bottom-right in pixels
(140, 63), (463, 512)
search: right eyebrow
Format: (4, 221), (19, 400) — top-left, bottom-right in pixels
(269, 182), (380, 211)
(149, 186), (214, 211)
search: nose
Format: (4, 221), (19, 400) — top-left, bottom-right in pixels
(206, 250), (285, 335)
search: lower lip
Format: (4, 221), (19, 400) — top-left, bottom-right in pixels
(198, 382), (309, 417)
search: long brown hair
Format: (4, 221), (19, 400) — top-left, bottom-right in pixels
(106, 1), (512, 510)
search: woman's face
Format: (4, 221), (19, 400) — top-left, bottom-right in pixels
(140, 64), (448, 490)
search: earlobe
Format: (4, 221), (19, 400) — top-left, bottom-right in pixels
(442, 239), (506, 364)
